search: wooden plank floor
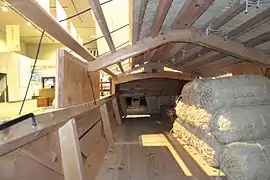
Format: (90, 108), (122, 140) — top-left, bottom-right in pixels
(95, 117), (226, 180)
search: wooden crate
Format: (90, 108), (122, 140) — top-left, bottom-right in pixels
(37, 97), (50, 107)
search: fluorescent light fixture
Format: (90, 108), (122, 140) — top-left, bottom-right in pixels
(135, 64), (139, 67)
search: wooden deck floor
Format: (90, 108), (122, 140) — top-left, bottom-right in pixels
(95, 117), (226, 180)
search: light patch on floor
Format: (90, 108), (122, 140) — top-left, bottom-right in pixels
(175, 137), (225, 177)
(140, 133), (193, 176)
(140, 133), (224, 177)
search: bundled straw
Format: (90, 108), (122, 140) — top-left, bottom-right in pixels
(211, 105), (270, 144)
(221, 139), (270, 180)
(176, 101), (270, 144)
(181, 75), (270, 112)
(173, 119), (224, 167)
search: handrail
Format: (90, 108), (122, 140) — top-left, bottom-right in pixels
(0, 95), (115, 156)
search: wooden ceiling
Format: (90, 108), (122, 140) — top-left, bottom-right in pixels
(128, 0), (270, 77)
(6, 0), (270, 78)
(90, 0), (270, 77)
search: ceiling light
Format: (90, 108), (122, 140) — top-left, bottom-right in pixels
(0, 6), (8, 12)
(26, 22), (32, 26)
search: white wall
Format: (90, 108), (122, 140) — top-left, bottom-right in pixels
(26, 43), (63, 60)
(0, 52), (32, 101)
(94, 0), (130, 54)
(0, 31), (27, 56)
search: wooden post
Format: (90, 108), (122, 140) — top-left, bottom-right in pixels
(59, 119), (84, 180)
(100, 103), (113, 145)
(112, 97), (122, 125)
(111, 77), (116, 95)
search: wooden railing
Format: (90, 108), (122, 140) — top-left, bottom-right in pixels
(0, 95), (122, 180)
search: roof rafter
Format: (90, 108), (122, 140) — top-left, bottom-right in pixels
(6, 0), (95, 62)
(150, 0), (215, 63)
(184, 31), (270, 71)
(132, 0), (148, 69)
(201, 48), (270, 73)
(88, 0), (115, 52)
(198, 58), (243, 72)
(174, 1), (246, 66)
(88, 0), (124, 73)
(132, 0), (148, 44)
(88, 29), (270, 71)
(151, 0), (173, 37)
(181, 8), (270, 70)
(103, 68), (117, 77)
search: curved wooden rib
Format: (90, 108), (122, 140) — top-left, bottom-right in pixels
(88, 29), (270, 71)
(115, 71), (192, 84)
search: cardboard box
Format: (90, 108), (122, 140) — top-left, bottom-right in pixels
(37, 97), (50, 107)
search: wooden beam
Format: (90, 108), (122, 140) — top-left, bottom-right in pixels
(182, 53), (226, 70)
(151, 44), (179, 62)
(132, 0), (148, 68)
(244, 31), (270, 47)
(132, 0), (148, 44)
(102, 68), (116, 77)
(123, 63), (145, 74)
(112, 97), (122, 125)
(151, 0), (173, 37)
(208, 2), (245, 31)
(227, 7), (270, 39)
(179, 7), (270, 69)
(100, 103), (113, 145)
(59, 119), (84, 180)
(117, 63), (125, 73)
(0, 96), (113, 156)
(115, 72), (193, 84)
(174, 1), (245, 66)
(186, 31), (270, 71)
(6, 0), (95, 62)
(88, 29), (270, 71)
(199, 58), (242, 72)
(151, 0), (214, 62)
(172, 0), (215, 29)
(88, 0), (115, 53)
(175, 48), (211, 67)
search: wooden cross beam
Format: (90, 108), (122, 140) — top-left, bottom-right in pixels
(115, 72), (193, 84)
(88, 0), (115, 52)
(88, 29), (270, 71)
(88, 0), (124, 73)
(6, 0), (95, 62)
